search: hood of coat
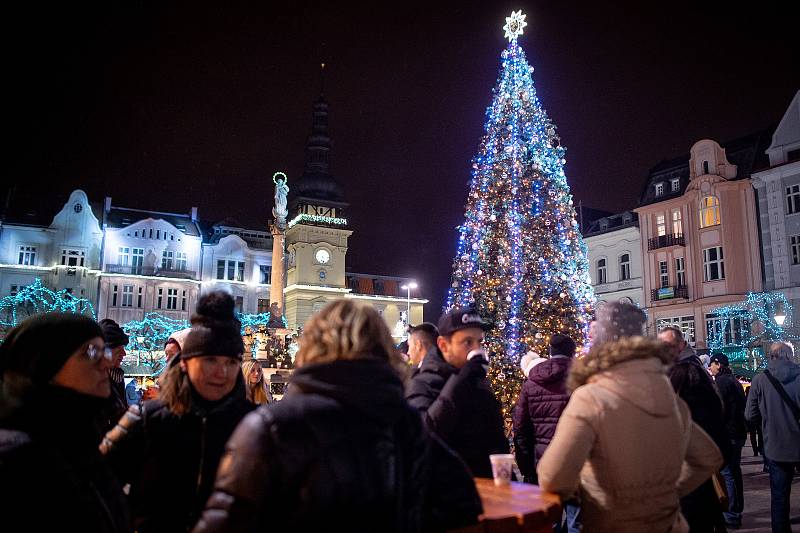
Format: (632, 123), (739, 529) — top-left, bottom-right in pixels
(529, 356), (571, 386)
(767, 358), (800, 384)
(569, 336), (672, 390)
(290, 358), (409, 423)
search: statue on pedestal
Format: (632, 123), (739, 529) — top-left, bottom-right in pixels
(272, 171), (289, 228)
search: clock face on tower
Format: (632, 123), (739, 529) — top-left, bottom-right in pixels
(315, 249), (330, 264)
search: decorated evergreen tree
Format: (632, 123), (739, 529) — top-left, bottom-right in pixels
(446, 11), (595, 417)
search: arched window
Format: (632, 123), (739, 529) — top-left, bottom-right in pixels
(596, 258), (607, 285)
(619, 254), (631, 281)
(700, 196), (720, 227)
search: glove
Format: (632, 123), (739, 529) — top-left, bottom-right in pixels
(464, 348), (490, 376)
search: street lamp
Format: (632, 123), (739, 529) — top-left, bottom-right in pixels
(400, 281), (418, 329)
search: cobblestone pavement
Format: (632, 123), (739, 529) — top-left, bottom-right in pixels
(737, 442), (799, 532)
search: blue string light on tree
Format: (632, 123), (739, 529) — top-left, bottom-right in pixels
(708, 291), (796, 367)
(0, 278), (96, 337)
(121, 313), (190, 352)
(445, 10), (595, 419)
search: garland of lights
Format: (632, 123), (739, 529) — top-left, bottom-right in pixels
(445, 11), (595, 420)
(708, 291), (796, 366)
(287, 213), (348, 228)
(0, 278), (96, 334)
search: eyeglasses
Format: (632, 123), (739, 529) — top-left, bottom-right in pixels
(86, 344), (114, 364)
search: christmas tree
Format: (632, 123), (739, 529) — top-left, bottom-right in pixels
(446, 11), (595, 418)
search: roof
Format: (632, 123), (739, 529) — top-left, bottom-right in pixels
(205, 222), (273, 249)
(583, 211), (639, 237)
(105, 206), (202, 237)
(345, 272), (413, 298)
(575, 205), (613, 234)
(638, 126), (775, 207)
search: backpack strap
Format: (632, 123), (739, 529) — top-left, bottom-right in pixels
(763, 370), (800, 425)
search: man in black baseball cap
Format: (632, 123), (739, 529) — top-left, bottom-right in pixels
(405, 307), (508, 478)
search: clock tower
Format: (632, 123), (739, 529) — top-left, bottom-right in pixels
(283, 90), (353, 329)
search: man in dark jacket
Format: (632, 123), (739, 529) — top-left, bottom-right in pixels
(513, 334), (580, 532)
(98, 318), (131, 434)
(660, 326), (729, 532)
(746, 342), (800, 533)
(407, 322), (439, 378)
(405, 307), (508, 478)
(710, 352), (748, 528)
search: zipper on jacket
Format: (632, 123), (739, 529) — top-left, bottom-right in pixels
(196, 416), (207, 494)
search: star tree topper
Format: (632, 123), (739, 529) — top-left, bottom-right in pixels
(503, 10), (527, 41)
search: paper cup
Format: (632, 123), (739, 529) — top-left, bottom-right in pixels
(489, 453), (514, 486)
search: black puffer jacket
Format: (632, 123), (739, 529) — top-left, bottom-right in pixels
(714, 367), (747, 441)
(101, 375), (254, 533)
(192, 358), (483, 532)
(0, 384), (130, 532)
(405, 345), (509, 478)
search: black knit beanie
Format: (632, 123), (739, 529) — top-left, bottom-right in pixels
(99, 318), (129, 348)
(0, 313), (103, 384)
(180, 291), (244, 360)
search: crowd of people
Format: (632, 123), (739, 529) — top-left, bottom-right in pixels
(0, 293), (798, 532)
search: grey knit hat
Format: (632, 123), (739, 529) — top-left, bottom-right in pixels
(180, 291), (244, 360)
(592, 301), (646, 345)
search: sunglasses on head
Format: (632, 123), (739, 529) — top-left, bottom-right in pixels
(86, 344), (114, 363)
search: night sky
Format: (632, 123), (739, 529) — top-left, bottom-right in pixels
(7, 2), (799, 320)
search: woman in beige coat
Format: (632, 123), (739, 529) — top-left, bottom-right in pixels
(537, 302), (722, 533)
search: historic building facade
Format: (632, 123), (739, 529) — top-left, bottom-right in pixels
(751, 91), (800, 326)
(583, 211), (644, 309)
(635, 133), (770, 347)
(0, 95), (426, 337)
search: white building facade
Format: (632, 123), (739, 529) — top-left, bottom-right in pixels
(582, 211), (644, 309)
(752, 90), (800, 324)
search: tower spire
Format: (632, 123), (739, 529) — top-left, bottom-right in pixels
(320, 62), (326, 97)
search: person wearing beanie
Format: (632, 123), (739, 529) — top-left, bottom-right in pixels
(537, 302), (723, 533)
(709, 352), (748, 528)
(100, 291), (254, 533)
(97, 318), (131, 434)
(513, 334), (580, 531)
(0, 313), (130, 532)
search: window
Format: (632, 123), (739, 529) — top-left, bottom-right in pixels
(132, 248), (144, 274)
(703, 160), (710, 175)
(676, 257), (686, 286)
(18, 246), (36, 266)
(258, 298), (270, 314)
(161, 250), (174, 270)
(790, 235), (800, 265)
(217, 260), (226, 280)
(112, 284), (118, 307)
(596, 259), (607, 285)
(787, 185), (800, 214)
(137, 287), (143, 308)
(235, 296), (244, 313)
(118, 247), (130, 266)
(73, 203), (83, 213)
(176, 252), (187, 271)
(181, 290), (187, 311)
(656, 214), (666, 237)
(10, 285), (19, 296)
(671, 209), (682, 235)
(655, 182), (664, 197)
(227, 261), (235, 281)
(670, 178), (680, 192)
(699, 196), (720, 227)
(788, 149), (800, 163)
(705, 312), (750, 346)
(658, 260), (668, 288)
(61, 249), (85, 267)
(656, 316), (696, 343)
(157, 288), (163, 309)
(259, 265), (272, 285)
(122, 285), (133, 307)
(236, 261), (245, 282)
(703, 246), (725, 281)
(167, 288), (178, 310)
(619, 254), (631, 281)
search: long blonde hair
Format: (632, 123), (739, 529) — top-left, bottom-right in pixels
(241, 359), (271, 405)
(295, 300), (400, 368)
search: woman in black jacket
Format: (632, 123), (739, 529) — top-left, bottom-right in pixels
(0, 313), (130, 533)
(101, 291), (254, 533)
(193, 300), (483, 532)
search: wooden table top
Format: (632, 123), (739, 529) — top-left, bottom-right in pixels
(468, 478), (562, 532)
